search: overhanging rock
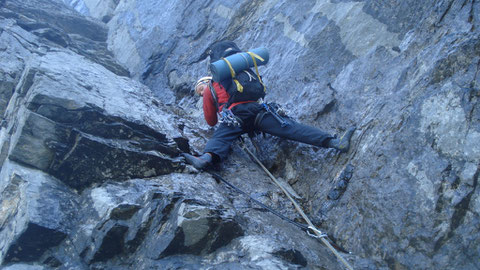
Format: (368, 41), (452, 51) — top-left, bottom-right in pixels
(3, 51), (186, 190)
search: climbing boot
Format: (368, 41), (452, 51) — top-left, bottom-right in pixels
(327, 127), (356, 153)
(182, 153), (212, 170)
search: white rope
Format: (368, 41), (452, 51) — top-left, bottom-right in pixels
(241, 141), (354, 270)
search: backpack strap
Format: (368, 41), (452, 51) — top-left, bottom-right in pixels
(247, 51), (266, 92)
(208, 81), (219, 110)
(222, 57), (244, 93)
(209, 81), (228, 112)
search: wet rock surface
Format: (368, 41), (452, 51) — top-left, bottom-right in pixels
(1, 0), (479, 269)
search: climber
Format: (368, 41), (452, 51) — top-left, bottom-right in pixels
(182, 41), (355, 170)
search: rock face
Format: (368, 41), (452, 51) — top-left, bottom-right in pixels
(1, 0), (479, 269)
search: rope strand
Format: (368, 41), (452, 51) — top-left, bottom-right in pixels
(239, 139), (354, 270)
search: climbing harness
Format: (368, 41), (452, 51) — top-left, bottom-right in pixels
(206, 81), (242, 127)
(238, 137), (354, 270)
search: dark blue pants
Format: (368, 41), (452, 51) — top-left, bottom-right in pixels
(204, 110), (333, 161)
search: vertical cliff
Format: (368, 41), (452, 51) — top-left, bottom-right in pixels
(1, 0), (479, 269)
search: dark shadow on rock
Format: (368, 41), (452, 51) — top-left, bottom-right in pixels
(4, 223), (67, 263)
(272, 248), (308, 267)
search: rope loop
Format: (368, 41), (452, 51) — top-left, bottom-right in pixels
(307, 226), (328, 239)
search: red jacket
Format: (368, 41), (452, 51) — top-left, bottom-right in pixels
(203, 82), (229, 126)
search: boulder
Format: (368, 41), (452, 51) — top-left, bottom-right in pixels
(2, 49), (185, 190)
(0, 161), (78, 264)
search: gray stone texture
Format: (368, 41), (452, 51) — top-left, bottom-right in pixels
(0, 161), (78, 264)
(1, 0), (479, 269)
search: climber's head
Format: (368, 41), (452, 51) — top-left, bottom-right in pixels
(194, 76), (212, 96)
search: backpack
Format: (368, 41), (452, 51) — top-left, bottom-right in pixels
(208, 41), (266, 107)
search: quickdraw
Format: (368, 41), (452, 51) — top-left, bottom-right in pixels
(218, 109), (242, 127)
(262, 103), (289, 127)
